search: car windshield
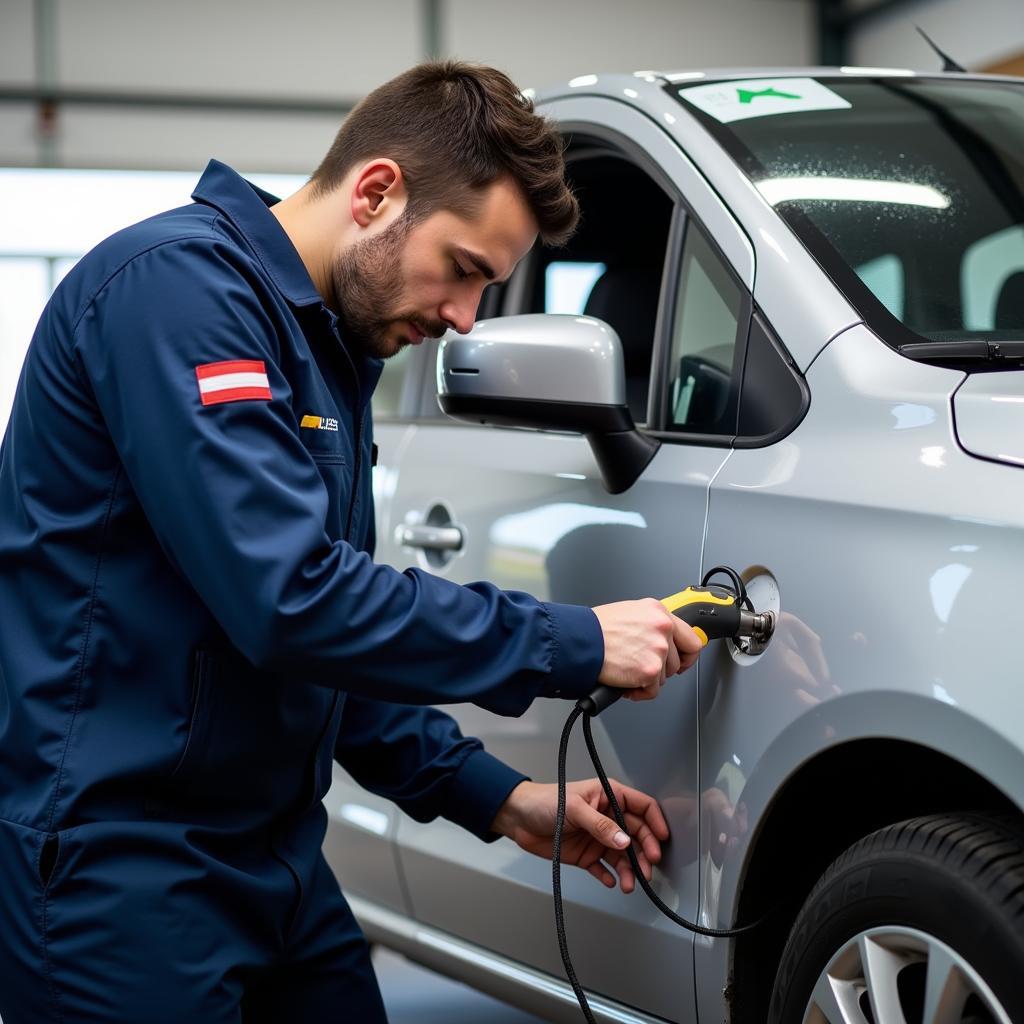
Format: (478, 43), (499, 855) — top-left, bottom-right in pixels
(673, 76), (1024, 355)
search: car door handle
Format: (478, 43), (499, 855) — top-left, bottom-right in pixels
(396, 524), (465, 551)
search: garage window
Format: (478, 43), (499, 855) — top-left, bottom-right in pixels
(0, 168), (305, 434)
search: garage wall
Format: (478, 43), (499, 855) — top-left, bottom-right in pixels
(2, 0), (1019, 172)
(848, 0), (1024, 71)
(446, 0), (816, 85)
(1, 0), (815, 173)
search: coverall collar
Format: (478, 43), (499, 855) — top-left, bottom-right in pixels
(192, 159), (323, 308)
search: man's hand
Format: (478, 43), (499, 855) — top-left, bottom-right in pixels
(490, 779), (670, 893)
(592, 599), (705, 702)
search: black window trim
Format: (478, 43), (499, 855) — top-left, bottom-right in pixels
(732, 307), (812, 449)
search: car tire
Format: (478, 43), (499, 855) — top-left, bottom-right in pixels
(768, 813), (1024, 1023)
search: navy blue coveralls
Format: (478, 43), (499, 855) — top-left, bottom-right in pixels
(0, 160), (605, 1023)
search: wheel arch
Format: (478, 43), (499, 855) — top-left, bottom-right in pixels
(722, 699), (1024, 1022)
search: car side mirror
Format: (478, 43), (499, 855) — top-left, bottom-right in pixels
(436, 314), (659, 494)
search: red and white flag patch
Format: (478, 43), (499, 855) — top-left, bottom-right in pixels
(196, 359), (272, 406)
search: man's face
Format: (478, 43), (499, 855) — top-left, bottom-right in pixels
(331, 176), (538, 359)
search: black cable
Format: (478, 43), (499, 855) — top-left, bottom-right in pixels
(553, 705), (598, 1024)
(701, 564), (743, 595)
(581, 713), (764, 938)
(553, 695), (775, 1020)
(701, 565), (752, 610)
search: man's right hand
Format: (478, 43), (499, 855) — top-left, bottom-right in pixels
(591, 599), (706, 702)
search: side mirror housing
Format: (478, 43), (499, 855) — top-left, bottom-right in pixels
(436, 314), (659, 493)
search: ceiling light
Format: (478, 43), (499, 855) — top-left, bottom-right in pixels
(840, 66), (915, 76)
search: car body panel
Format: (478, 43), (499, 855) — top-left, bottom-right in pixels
(377, 419), (729, 1019)
(349, 893), (672, 1024)
(321, 765), (407, 913)
(953, 370), (1024, 467)
(695, 322), (1024, 1014)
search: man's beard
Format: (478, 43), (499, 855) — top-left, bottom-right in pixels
(330, 215), (444, 359)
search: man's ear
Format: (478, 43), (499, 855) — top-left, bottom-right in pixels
(351, 159), (407, 228)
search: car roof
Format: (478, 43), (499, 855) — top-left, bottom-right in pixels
(531, 66), (1023, 106)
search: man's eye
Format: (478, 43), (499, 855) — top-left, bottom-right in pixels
(453, 261), (469, 280)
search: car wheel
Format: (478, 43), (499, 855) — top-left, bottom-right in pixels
(768, 813), (1024, 1023)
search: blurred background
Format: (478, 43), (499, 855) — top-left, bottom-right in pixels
(1, 0), (1022, 429)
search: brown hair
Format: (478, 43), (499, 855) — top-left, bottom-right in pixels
(310, 61), (578, 246)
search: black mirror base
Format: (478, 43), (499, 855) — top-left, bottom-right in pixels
(587, 429), (660, 494)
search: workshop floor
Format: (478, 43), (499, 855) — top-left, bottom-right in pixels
(373, 946), (550, 1023)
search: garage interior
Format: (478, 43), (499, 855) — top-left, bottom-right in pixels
(1, 2), (1023, 1022)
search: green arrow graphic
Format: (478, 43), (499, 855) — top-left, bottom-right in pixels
(737, 86), (802, 104)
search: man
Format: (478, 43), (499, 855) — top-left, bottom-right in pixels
(0, 61), (703, 1022)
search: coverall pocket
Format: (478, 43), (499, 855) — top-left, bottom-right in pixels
(310, 449), (350, 541)
(0, 818), (70, 895)
(38, 832), (60, 887)
(36, 826), (80, 894)
(308, 451), (346, 465)
(165, 648), (213, 785)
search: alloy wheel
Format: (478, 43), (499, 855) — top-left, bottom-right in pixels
(804, 925), (1011, 1024)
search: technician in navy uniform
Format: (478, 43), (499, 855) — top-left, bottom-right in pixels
(0, 61), (703, 1022)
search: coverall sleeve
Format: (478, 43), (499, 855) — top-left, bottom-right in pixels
(334, 695), (527, 842)
(72, 238), (605, 717)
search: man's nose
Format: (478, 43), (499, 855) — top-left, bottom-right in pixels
(439, 298), (478, 335)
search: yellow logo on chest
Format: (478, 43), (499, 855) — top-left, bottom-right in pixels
(300, 414), (339, 432)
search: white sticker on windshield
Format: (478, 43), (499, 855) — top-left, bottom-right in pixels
(679, 78), (851, 123)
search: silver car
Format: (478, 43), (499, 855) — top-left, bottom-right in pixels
(324, 67), (1024, 1024)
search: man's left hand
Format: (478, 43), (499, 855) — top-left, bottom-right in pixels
(490, 779), (670, 893)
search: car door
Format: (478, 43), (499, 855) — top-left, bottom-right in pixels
(377, 99), (755, 1020)
(320, 344), (422, 914)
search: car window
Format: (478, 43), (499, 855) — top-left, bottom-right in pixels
(370, 344), (414, 420)
(513, 153), (673, 425)
(664, 222), (744, 434)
